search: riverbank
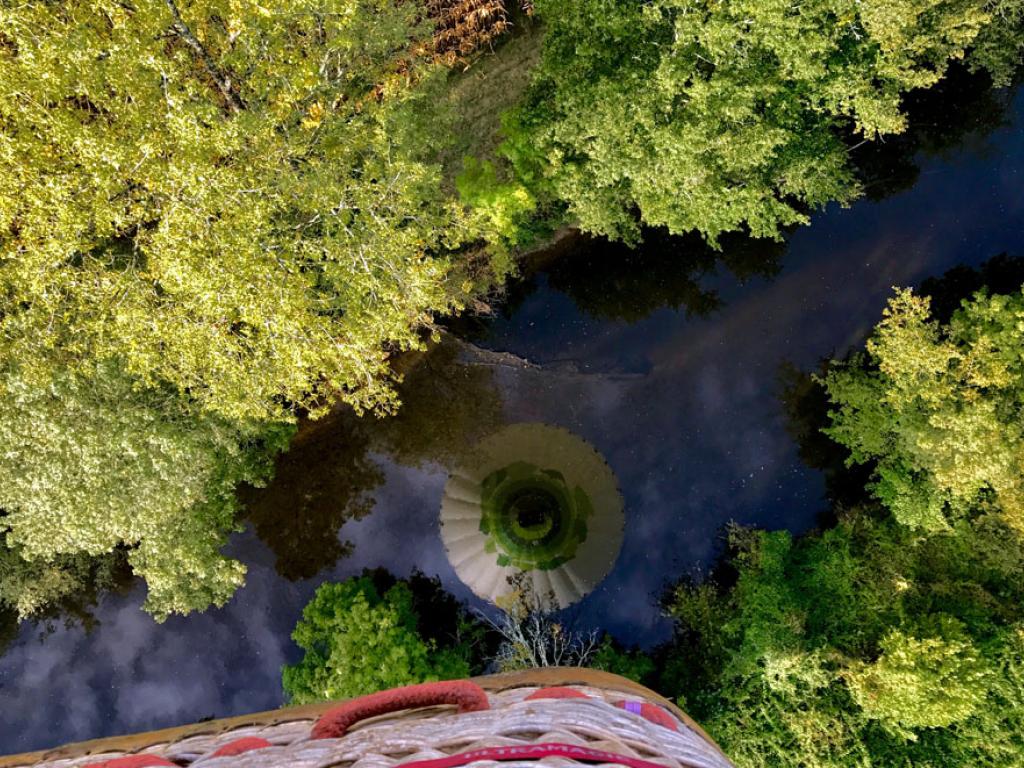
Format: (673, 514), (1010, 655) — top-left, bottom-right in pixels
(281, 224), (578, 452)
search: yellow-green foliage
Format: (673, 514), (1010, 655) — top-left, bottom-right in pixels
(0, 362), (293, 620)
(0, 0), (502, 622)
(503, 0), (1024, 245)
(824, 289), (1024, 532)
(847, 620), (991, 734)
(456, 157), (537, 253)
(282, 577), (472, 704)
(0, 538), (112, 619)
(0, 0), (483, 423)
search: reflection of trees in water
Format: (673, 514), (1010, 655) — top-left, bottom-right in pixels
(0, 609), (15, 657)
(850, 64), (1015, 201)
(441, 263), (545, 343)
(777, 252), (1024, 512)
(436, 224), (778, 337)
(777, 361), (874, 515)
(0, 547), (134, 655)
(441, 226), (785, 336)
(242, 336), (505, 580)
(371, 338), (505, 468)
(919, 253), (1024, 323)
(545, 227), (785, 322)
(240, 411), (383, 582)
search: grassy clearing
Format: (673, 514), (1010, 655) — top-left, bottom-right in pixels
(439, 14), (544, 181)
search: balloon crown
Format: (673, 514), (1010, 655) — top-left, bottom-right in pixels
(478, 461), (592, 571)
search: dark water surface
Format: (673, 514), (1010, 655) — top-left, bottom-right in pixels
(2, 74), (1024, 753)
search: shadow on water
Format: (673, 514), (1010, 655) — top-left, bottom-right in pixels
(239, 415), (383, 582)
(0, 608), (17, 657)
(446, 227), (787, 340)
(371, 339), (506, 469)
(543, 229), (785, 323)
(239, 336), (507, 581)
(918, 252), (1024, 322)
(850, 63), (1016, 201)
(776, 360), (875, 517)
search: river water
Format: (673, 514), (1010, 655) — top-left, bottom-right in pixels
(2, 69), (1023, 754)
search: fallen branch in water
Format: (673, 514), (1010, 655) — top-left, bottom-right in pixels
(443, 332), (645, 380)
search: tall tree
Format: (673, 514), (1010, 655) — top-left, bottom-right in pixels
(657, 279), (1024, 767)
(0, 0), (497, 621)
(0, 0), (487, 423)
(823, 288), (1024, 532)
(0, 362), (292, 620)
(282, 574), (477, 703)
(502, 0), (1024, 244)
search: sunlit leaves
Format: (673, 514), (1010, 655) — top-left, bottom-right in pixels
(282, 577), (471, 704)
(847, 619), (991, 733)
(502, 0), (1022, 245)
(661, 282), (1024, 766)
(663, 518), (1024, 767)
(0, 0), (481, 423)
(0, 362), (293, 621)
(0, 0), (501, 621)
(824, 289), (1024, 532)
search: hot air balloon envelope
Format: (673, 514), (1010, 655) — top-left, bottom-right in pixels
(440, 423), (624, 611)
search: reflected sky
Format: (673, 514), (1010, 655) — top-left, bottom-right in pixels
(2, 80), (1024, 755)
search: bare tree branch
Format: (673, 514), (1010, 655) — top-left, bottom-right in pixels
(479, 575), (600, 671)
(164, 0), (243, 113)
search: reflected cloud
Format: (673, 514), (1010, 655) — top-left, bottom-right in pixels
(0, 563), (296, 752)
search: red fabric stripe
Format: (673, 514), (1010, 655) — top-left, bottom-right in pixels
(82, 756), (176, 768)
(313, 681), (490, 739)
(524, 687), (591, 701)
(211, 737), (273, 757)
(398, 742), (675, 768)
(613, 700), (679, 732)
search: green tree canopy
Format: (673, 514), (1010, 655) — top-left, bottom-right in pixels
(0, 539), (130, 623)
(661, 518), (1024, 767)
(282, 575), (475, 704)
(0, 0), (506, 624)
(501, 0), (1024, 245)
(847, 619), (991, 733)
(0, 362), (292, 620)
(0, 0), (486, 423)
(655, 277), (1024, 767)
(823, 288), (1024, 532)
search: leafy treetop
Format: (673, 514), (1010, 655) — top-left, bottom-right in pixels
(823, 288), (1024, 532)
(282, 575), (474, 704)
(501, 0), (1024, 245)
(0, 0), (485, 423)
(0, 361), (293, 620)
